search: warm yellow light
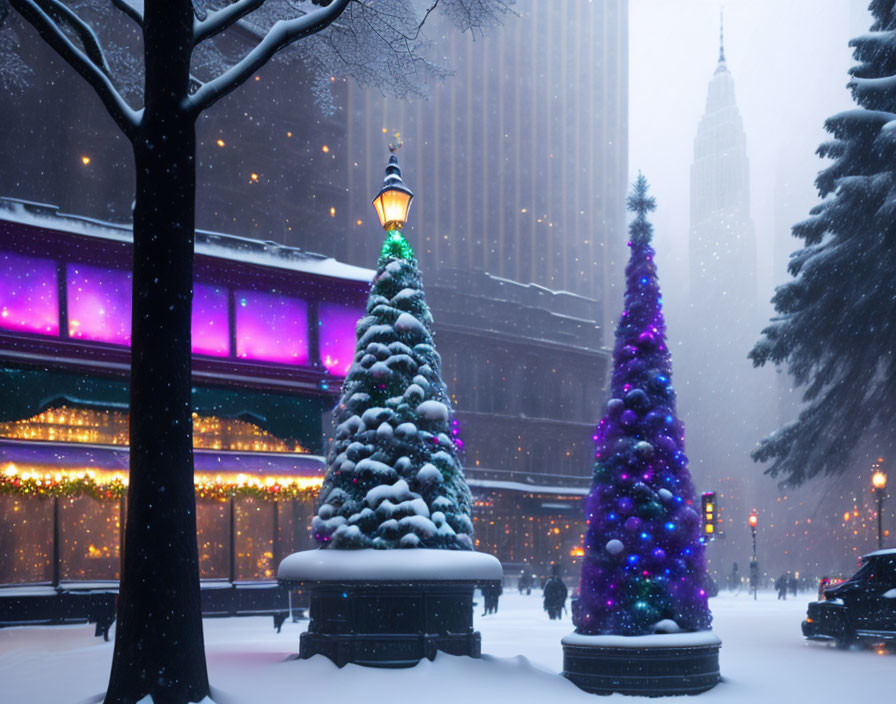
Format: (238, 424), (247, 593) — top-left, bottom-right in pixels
(873, 470), (887, 490)
(570, 546), (585, 557)
(373, 188), (412, 230)
(322, 145), (330, 153)
(287, 131), (292, 138)
(216, 139), (225, 147)
(250, 173), (259, 182)
(748, 513), (758, 528)
(81, 156), (91, 165)
(329, 207), (336, 217)
(843, 512), (851, 522)
(705, 524), (714, 534)
(705, 503), (714, 513)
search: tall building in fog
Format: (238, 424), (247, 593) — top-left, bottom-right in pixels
(677, 23), (773, 577)
(341, 0), (629, 306)
(688, 31), (756, 306)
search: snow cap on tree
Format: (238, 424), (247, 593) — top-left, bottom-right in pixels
(574, 174), (712, 636)
(313, 211), (472, 550)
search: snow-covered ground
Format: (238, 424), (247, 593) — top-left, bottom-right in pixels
(0, 590), (891, 704)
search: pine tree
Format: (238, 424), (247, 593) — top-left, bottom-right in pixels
(751, 2), (896, 485)
(574, 175), (712, 637)
(312, 228), (473, 550)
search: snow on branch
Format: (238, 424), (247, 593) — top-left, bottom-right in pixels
(110, 0), (143, 28)
(193, 0), (264, 45)
(185, 0), (351, 115)
(38, 0), (111, 76)
(10, 0), (141, 137)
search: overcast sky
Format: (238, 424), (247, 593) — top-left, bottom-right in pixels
(629, 0), (866, 305)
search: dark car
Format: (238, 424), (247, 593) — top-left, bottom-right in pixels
(802, 549), (896, 648)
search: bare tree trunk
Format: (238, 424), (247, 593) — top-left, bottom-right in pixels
(105, 3), (209, 702)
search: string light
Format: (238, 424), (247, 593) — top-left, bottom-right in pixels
(0, 406), (306, 454)
(1, 464), (322, 502)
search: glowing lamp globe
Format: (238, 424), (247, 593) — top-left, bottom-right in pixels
(372, 155), (414, 230)
(748, 513), (758, 529)
(872, 470), (887, 491)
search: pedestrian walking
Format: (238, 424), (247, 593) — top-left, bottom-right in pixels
(543, 564), (568, 620)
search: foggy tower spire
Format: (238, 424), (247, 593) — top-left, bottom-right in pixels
(718, 10), (726, 68)
(689, 18), (755, 303)
(675, 18), (766, 574)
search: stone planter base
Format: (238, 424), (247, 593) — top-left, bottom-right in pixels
(561, 631), (721, 696)
(279, 549), (503, 668)
(298, 581), (480, 667)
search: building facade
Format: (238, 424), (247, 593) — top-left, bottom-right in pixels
(342, 0), (629, 306)
(427, 268), (610, 575)
(0, 199), (367, 584)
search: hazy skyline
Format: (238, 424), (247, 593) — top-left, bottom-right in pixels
(630, 0), (861, 310)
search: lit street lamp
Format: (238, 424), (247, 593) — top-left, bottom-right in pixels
(872, 458), (887, 550)
(748, 511), (759, 601)
(372, 155), (414, 231)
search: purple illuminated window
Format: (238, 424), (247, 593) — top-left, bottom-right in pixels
(66, 264), (132, 345)
(235, 290), (308, 365)
(192, 283), (230, 357)
(0, 251), (59, 336)
(319, 302), (362, 376)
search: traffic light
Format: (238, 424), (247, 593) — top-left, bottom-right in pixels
(701, 492), (716, 540)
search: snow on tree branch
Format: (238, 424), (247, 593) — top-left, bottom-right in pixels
(10, 0), (141, 136)
(185, 0), (351, 115)
(193, 0), (263, 45)
(37, 0), (112, 76)
(110, 0), (143, 27)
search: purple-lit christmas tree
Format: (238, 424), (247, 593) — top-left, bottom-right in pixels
(574, 174), (712, 637)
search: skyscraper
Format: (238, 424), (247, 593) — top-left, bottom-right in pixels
(341, 0), (629, 306)
(688, 23), (756, 308)
(676, 19), (772, 576)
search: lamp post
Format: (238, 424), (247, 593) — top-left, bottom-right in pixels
(372, 154), (414, 232)
(748, 512), (759, 601)
(872, 458), (887, 550)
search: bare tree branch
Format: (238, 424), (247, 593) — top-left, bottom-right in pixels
(11, 0), (142, 138)
(185, 0), (350, 116)
(193, 0), (264, 45)
(110, 0), (143, 28)
(38, 0), (111, 76)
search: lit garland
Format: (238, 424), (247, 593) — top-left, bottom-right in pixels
(1, 464), (322, 502)
(0, 406), (306, 454)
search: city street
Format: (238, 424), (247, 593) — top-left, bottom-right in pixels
(0, 590), (890, 703)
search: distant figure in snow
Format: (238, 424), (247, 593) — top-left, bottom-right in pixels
(481, 581), (502, 615)
(788, 573), (798, 597)
(729, 562), (740, 593)
(543, 564), (568, 620)
(775, 573), (788, 600)
(518, 570), (532, 595)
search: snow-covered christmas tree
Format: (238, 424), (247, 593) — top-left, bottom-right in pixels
(312, 159), (473, 550)
(574, 175), (712, 637)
